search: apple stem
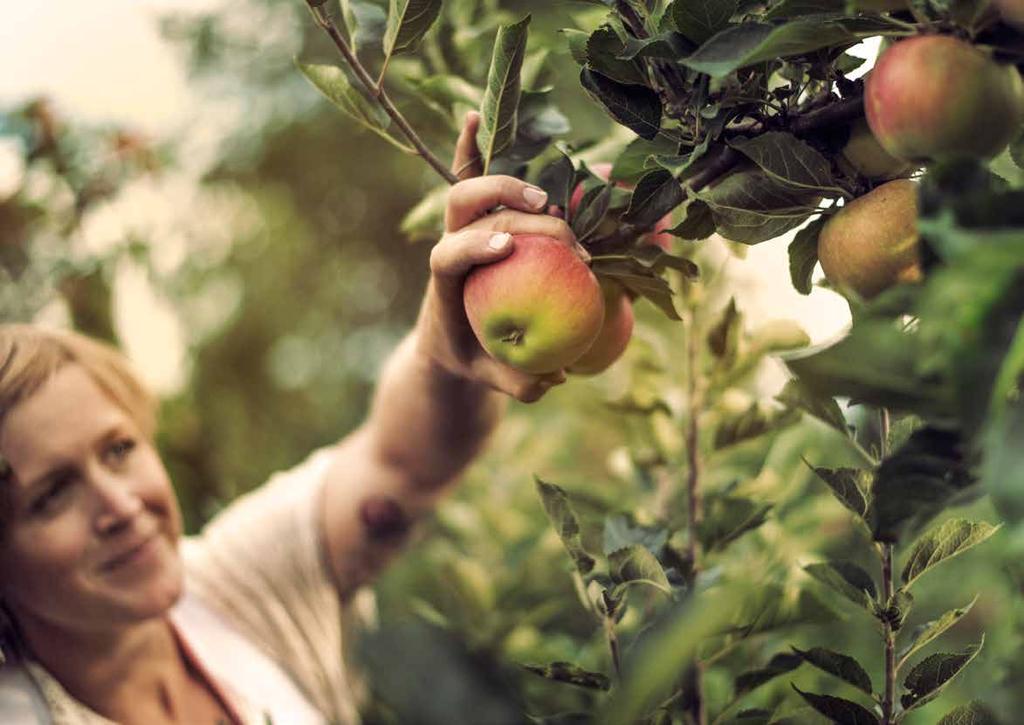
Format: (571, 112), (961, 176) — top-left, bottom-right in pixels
(500, 329), (525, 346)
(304, 0), (459, 185)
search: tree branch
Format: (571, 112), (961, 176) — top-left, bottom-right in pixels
(306, 0), (459, 185)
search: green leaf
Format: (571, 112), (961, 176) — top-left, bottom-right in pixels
(804, 561), (876, 611)
(697, 165), (820, 245)
(698, 495), (773, 551)
(714, 404), (800, 450)
(788, 217), (824, 295)
(793, 647), (873, 695)
(708, 298), (742, 362)
(671, 0), (737, 44)
(682, 21), (856, 78)
(623, 169), (686, 231)
(561, 28), (590, 66)
(603, 513), (670, 557)
(521, 661), (611, 691)
(586, 26), (648, 86)
(775, 378), (849, 436)
(535, 477), (596, 575)
(611, 136), (681, 184)
(729, 132), (842, 195)
(868, 427), (977, 543)
(591, 258), (682, 320)
(477, 16), (531, 174)
(407, 75), (483, 123)
(880, 588), (914, 631)
(806, 465), (870, 518)
(580, 69), (663, 141)
(792, 686), (879, 725)
(383, 0), (443, 59)
(734, 653), (803, 696)
(624, 245), (700, 278)
(617, 31), (693, 61)
(296, 62), (410, 151)
(536, 153), (576, 218)
(902, 638), (985, 712)
(608, 544), (672, 593)
(572, 183), (616, 243)
(399, 184), (448, 241)
(902, 520), (1000, 588)
(898, 596), (978, 668)
(666, 199), (716, 241)
(936, 701), (1002, 725)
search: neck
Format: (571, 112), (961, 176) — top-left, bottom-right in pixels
(16, 612), (191, 721)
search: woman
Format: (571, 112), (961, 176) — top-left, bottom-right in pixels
(0, 112), (585, 724)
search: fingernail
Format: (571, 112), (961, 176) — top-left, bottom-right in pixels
(523, 186), (547, 209)
(489, 232), (511, 250)
(575, 243), (591, 262)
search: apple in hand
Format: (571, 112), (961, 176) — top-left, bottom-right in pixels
(463, 234), (605, 375)
(568, 280), (635, 376)
(817, 179), (921, 300)
(569, 163), (674, 250)
(865, 35), (1024, 162)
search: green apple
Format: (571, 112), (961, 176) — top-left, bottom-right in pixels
(866, 35), (1024, 162)
(818, 179), (921, 300)
(567, 280), (635, 375)
(841, 118), (917, 180)
(463, 234), (605, 374)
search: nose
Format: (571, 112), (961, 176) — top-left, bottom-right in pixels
(90, 468), (144, 535)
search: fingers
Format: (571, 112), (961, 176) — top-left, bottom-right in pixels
(451, 111), (483, 180)
(446, 175), (551, 232)
(470, 357), (567, 404)
(429, 229), (515, 283)
(463, 209), (586, 260)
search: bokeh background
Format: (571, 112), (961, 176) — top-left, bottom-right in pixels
(2, 2), (1020, 723)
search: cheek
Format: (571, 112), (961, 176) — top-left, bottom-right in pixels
(136, 451), (181, 537)
(1, 518), (92, 604)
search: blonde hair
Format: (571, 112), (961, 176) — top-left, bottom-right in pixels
(0, 324), (158, 665)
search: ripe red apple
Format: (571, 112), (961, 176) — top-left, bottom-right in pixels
(569, 163), (673, 250)
(567, 280), (635, 375)
(865, 35), (1024, 162)
(817, 179), (921, 300)
(463, 234), (605, 374)
(841, 118), (917, 180)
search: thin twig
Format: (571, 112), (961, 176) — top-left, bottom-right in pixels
(306, 1), (458, 185)
(878, 408), (896, 725)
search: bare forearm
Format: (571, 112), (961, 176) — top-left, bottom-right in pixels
(362, 330), (507, 490)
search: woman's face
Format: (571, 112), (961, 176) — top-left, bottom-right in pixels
(0, 364), (183, 636)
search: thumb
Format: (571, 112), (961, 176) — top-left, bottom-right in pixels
(452, 111), (483, 180)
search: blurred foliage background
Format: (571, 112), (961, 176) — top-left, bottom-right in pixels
(2, 0), (1022, 723)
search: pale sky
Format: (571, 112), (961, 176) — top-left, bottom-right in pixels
(1, 3), (872, 394)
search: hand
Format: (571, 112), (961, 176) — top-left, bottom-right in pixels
(413, 111), (589, 403)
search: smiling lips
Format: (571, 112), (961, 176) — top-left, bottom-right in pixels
(101, 535), (157, 572)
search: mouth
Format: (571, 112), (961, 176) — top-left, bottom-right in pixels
(101, 535), (158, 572)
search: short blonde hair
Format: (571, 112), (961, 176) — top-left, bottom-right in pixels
(0, 324), (157, 444)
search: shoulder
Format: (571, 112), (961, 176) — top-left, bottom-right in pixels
(0, 665), (50, 724)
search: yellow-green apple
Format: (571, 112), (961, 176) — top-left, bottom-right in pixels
(567, 280), (635, 375)
(569, 163), (674, 250)
(841, 118), (917, 180)
(865, 35), (1024, 162)
(463, 234), (605, 374)
(818, 179), (921, 299)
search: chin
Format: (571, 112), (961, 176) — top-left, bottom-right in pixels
(107, 536), (185, 622)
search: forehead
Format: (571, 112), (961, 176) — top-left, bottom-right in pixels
(0, 365), (132, 483)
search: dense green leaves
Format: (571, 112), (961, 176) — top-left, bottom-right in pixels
(902, 638), (985, 712)
(535, 477), (596, 575)
(734, 653), (803, 696)
(622, 169), (686, 231)
(901, 520), (1000, 588)
(478, 16), (531, 173)
(671, 0), (737, 44)
(936, 701), (1002, 725)
(729, 132), (840, 195)
(698, 495), (773, 551)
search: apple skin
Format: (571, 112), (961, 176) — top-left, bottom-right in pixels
(463, 234), (605, 375)
(567, 281), (635, 375)
(865, 35), (1024, 162)
(569, 163), (673, 250)
(841, 118), (917, 180)
(818, 179), (921, 300)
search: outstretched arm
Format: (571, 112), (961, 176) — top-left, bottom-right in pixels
(320, 112), (585, 600)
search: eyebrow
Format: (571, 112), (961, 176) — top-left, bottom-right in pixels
(19, 425), (130, 496)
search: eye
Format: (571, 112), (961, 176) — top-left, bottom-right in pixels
(31, 476), (72, 515)
(108, 438), (137, 462)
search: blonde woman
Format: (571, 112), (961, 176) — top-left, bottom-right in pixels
(0, 113), (581, 724)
